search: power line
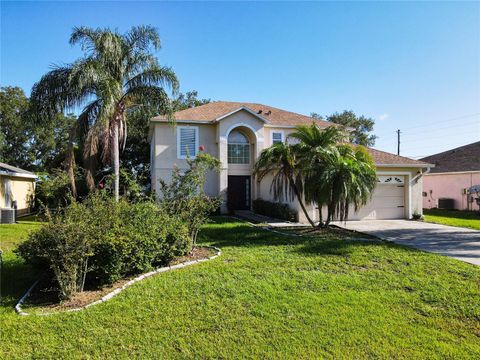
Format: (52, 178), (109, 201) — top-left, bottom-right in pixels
(397, 112), (480, 131)
(400, 140), (475, 152)
(401, 132), (479, 144)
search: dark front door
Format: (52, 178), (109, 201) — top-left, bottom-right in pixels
(228, 176), (251, 210)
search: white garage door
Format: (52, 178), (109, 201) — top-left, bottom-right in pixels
(350, 176), (406, 220)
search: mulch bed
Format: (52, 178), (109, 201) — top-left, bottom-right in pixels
(23, 246), (216, 313)
(276, 225), (379, 240)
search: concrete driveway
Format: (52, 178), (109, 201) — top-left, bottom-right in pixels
(334, 220), (480, 266)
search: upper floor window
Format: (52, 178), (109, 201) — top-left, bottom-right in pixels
(271, 131), (284, 144)
(177, 126), (199, 159)
(228, 130), (250, 164)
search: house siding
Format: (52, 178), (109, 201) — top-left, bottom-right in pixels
(423, 172), (480, 210)
(150, 109), (428, 223)
(0, 175), (35, 214)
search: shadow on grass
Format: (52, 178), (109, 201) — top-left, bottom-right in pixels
(200, 216), (419, 257)
(0, 253), (37, 310)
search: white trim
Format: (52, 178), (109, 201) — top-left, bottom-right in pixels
(176, 126), (199, 159)
(376, 171), (412, 219)
(375, 163), (433, 168)
(0, 170), (37, 179)
(222, 123), (263, 142)
(214, 107), (270, 123)
(152, 119), (212, 124)
(271, 130), (285, 144)
(424, 170), (480, 175)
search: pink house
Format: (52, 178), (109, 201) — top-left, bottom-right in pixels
(421, 141), (480, 211)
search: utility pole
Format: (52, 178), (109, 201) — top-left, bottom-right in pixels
(396, 129), (401, 155)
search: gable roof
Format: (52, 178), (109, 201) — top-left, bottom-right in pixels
(366, 148), (432, 167)
(0, 162), (37, 179)
(420, 141), (480, 173)
(152, 101), (333, 127)
(151, 101), (431, 168)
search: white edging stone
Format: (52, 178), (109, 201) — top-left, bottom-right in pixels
(15, 246), (221, 316)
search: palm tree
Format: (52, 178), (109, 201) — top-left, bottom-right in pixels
(318, 144), (377, 225)
(253, 142), (315, 227)
(31, 25), (178, 201)
(288, 124), (347, 226)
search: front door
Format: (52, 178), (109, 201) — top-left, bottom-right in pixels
(228, 176), (251, 210)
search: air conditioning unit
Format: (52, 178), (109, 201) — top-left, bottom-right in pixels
(0, 208), (16, 224)
(438, 198), (455, 210)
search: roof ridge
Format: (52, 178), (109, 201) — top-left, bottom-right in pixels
(420, 141), (480, 160)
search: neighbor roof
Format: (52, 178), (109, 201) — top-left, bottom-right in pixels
(420, 141), (480, 173)
(366, 148), (432, 167)
(0, 162), (37, 179)
(152, 101), (333, 127)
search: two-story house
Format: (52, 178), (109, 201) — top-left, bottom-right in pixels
(149, 101), (432, 223)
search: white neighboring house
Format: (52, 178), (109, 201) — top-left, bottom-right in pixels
(149, 101), (433, 223)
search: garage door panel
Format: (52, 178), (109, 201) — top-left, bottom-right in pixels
(374, 186), (404, 197)
(350, 180), (405, 220)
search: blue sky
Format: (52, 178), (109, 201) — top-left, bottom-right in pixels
(1, 1), (479, 158)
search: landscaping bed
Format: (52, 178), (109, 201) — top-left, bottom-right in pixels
(20, 246), (217, 313)
(274, 224), (379, 240)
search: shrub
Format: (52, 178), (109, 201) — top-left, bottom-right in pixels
(16, 192), (190, 299)
(159, 152), (221, 247)
(88, 200), (190, 285)
(252, 199), (298, 222)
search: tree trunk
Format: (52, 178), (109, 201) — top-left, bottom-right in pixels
(65, 142), (77, 198)
(289, 178), (315, 227)
(325, 204), (333, 226)
(112, 120), (120, 202)
(317, 205), (323, 228)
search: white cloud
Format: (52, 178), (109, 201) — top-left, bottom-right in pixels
(378, 113), (390, 121)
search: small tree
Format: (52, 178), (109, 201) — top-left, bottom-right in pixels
(253, 142), (315, 227)
(318, 145), (377, 226)
(159, 151), (221, 248)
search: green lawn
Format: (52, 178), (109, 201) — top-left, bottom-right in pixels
(424, 209), (480, 230)
(1, 217), (479, 359)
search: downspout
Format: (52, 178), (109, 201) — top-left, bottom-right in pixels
(409, 167), (431, 217)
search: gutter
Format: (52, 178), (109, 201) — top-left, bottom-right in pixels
(0, 170), (38, 179)
(411, 166), (432, 184)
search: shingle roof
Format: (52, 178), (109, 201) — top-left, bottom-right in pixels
(0, 162), (35, 175)
(152, 101), (333, 127)
(366, 148), (432, 167)
(419, 141), (480, 173)
(152, 101), (431, 168)
(0, 162), (37, 178)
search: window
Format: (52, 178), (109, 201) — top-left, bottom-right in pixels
(177, 126), (199, 159)
(271, 131), (284, 144)
(228, 130), (250, 164)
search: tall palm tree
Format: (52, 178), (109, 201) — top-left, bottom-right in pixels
(31, 25), (178, 201)
(318, 144), (377, 225)
(253, 142), (315, 227)
(288, 124), (347, 226)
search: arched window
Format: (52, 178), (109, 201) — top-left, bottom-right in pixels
(228, 130), (250, 164)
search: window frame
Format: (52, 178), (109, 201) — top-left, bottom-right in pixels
(271, 130), (285, 144)
(177, 126), (199, 159)
(227, 130), (251, 164)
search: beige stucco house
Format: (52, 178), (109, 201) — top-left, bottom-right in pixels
(149, 102), (433, 223)
(0, 162), (37, 221)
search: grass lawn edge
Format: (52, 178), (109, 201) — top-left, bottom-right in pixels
(15, 245), (221, 316)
